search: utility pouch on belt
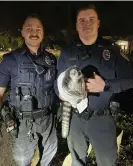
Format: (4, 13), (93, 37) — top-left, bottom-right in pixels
(16, 86), (34, 113)
(20, 95), (33, 112)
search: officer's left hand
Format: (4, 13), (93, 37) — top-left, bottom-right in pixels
(85, 72), (105, 93)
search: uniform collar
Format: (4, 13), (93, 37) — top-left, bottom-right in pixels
(20, 43), (44, 57)
(72, 35), (110, 48)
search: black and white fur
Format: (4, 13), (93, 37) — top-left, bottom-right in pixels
(58, 66), (86, 138)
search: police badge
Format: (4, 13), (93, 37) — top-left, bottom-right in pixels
(103, 49), (110, 60)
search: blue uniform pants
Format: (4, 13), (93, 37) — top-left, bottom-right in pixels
(67, 113), (117, 166)
(12, 113), (57, 166)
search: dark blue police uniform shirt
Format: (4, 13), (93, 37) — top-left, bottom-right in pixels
(0, 51), (16, 88)
(0, 45), (54, 91)
(55, 36), (133, 110)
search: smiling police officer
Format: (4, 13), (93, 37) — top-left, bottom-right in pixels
(0, 14), (57, 166)
(55, 4), (133, 166)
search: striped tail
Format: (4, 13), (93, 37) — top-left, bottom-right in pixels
(62, 101), (72, 138)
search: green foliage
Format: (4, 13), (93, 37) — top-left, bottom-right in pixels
(0, 31), (23, 50)
(87, 113), (133, 166)
(0, 55), (2, 61)
(46, 45), (62, 58)
(116, 113), (133, 166)
(52, 112), (133, 166)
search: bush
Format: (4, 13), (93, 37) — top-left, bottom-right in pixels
(51, 112), (133, 166)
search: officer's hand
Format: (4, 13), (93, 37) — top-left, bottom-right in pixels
(85, 72), (105, 93)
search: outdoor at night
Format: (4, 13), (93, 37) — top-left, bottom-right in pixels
(0, 1), (133, 166)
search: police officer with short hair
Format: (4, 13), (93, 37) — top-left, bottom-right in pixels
(55, 4), (133, 166)
(0, 14), (57, 166)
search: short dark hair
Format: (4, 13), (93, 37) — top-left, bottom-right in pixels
(22, 13), (44, 28)
(76, 4), (99, 20)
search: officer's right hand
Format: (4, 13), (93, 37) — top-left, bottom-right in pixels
(0, 87), (7, 104)
(85, 72), (105, 93)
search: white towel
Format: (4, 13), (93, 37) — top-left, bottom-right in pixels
(57, 70), (88, 113)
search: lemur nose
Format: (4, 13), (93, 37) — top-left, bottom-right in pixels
(73, 69), (77, 75)
(71, 69), (77, 75)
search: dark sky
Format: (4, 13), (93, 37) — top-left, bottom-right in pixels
(0, 1), (133, 37)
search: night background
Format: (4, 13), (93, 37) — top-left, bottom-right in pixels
(0, 1), (133, 166)
(0, 1), (133, 36)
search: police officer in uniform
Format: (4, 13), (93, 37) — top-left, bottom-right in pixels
(55, 4), (133, 166)
(0, 14), (57, 166)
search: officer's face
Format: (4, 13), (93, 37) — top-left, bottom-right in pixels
(76, 9), (100, 40)
(21, 17), (44, 48)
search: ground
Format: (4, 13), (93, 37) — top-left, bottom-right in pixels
(0, 111), (133, 166)
(0, 125), (69, 166)
(0, 125), (17, 166)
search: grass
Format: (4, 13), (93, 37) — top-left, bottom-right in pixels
(51, 112), (133, 166)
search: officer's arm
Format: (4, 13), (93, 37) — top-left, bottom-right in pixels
(54, 48), (69, 97)
(0, 87), (6, 107)
(0, 54), (10, 106)
(104, 50), (133, 93)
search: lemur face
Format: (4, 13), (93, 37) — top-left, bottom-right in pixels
(69, 68), (83, 80)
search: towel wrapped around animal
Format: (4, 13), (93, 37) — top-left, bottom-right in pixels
(57, 66), (88, 138)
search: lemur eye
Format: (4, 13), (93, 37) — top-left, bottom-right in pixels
(71, 69), (77, 75)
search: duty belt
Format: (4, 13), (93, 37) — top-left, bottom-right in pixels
(75, 108), (112, 121)
(17, 108), (50, 120)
